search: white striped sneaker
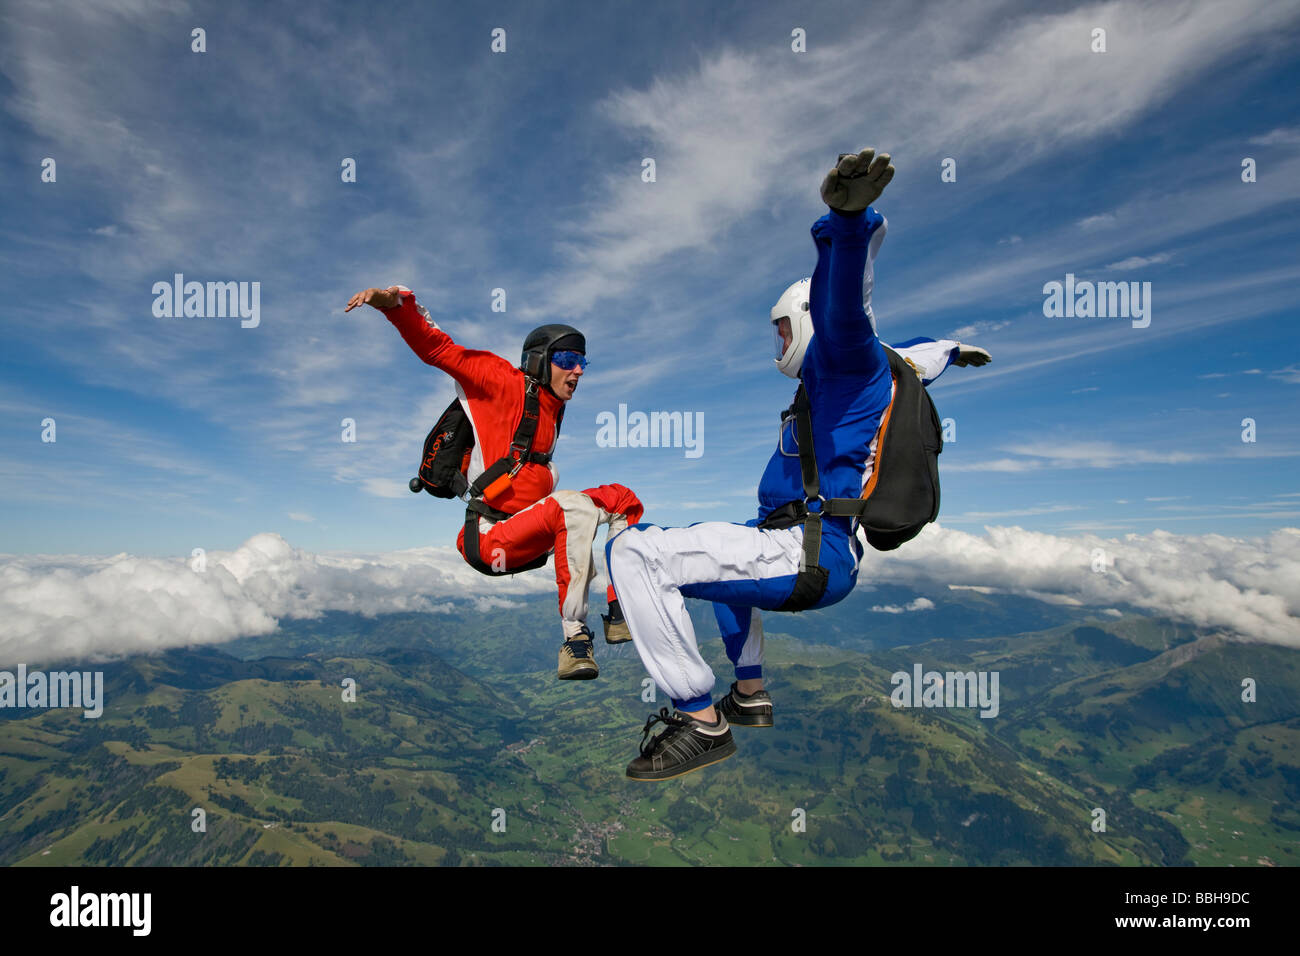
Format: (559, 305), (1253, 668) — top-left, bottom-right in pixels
(717, 682), (774, 727)
(625, 708), (736, 781)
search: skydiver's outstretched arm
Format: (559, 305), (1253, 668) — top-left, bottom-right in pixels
(809, 149), (895, 377)
(345, 284), (511, 401)
(888, 338), (993, 386)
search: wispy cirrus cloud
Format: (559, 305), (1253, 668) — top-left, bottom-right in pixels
(945, 439), (1300, 474)
(1078, 213), (1118, 231)
(1249, 126), (1300, 145)
(531, 0), (1300, 324)
(944, 440), (1201, 473)
(1104, 252), (1174, 270)
(2, 0), (1298, 556)
(947, 504), (1082, 520)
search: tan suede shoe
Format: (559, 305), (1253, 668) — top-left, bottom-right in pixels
(558, 629), (599, 680)
(601, 599), (632, 645)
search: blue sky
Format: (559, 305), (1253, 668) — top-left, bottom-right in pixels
(2, 0), (1299, 562)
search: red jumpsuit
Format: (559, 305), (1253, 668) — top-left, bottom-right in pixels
(382, 288), (643, 635)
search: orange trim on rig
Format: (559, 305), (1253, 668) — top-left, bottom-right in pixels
(482, 472), (514, 500)
(860, 373), (897, 501)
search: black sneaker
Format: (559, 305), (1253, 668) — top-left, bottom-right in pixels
(625, 707), (736, 781)
(558, 627), (599, 680)
(601, 599), (631, 644)
(716, 682), (774, 727)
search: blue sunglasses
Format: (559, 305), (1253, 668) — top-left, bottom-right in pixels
(551, 350), (589, 371)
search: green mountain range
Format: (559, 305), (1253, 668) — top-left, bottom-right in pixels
(1, 591), (1296, 866)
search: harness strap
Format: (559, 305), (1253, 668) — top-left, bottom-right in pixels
(462, 376), (559, 577)
(766, 382), (831, 611)
(468, 379), (547, 496)
(790, 385), (820, 505)
(462, 499), (550, 576)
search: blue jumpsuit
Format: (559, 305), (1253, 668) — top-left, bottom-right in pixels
(607, 207), (956, 710)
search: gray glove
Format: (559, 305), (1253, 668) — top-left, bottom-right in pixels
(820, 148), (894, 213)
(952, 344), (992, 367)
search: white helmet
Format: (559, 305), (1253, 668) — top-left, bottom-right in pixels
(771, 278), (812, 379)
(770, 215), (886, 379)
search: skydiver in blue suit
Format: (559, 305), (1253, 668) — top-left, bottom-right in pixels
(606, 149), (991, 781)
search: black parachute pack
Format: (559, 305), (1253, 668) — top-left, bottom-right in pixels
(761, 345), (942, 611)
(411, 400), (475, 500)
(857, 346), (943, 549)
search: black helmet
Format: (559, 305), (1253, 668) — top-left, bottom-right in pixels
(520, 324), (585, 382)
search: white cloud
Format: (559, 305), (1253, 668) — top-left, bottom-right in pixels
(942, 439), (1300, 474)
(861, 524), (1300, 647)
(472, 596), (523, 612)
(287, 512), (315, 523)
(1269, 365), (1300, 383)
(1248, 126), (1300, 145)
(1078, 213), (1117, 231)
(0, 532), (558, 665)
(362, 477), (413, 500)
(947, 319), (1012, 340)
(944, 457), (1048, 474)
(871, 597), (936, 614)
(1060, 508), (1300, 527)
(6, 523), (1299, 669)
(1104, 252), (1173, 270)
(950, 504), (1081, 520)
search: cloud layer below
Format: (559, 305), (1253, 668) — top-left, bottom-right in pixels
(861, 524), (1300, 647)
(0, 532), (553, 665)
(2, 524), (1297, 665)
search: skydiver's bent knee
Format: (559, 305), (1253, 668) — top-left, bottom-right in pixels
(606, 522), (663, 574)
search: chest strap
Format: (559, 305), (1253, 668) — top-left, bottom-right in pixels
(462, 378), (561, 577)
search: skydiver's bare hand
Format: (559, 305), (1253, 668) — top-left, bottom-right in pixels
(345, 286), (402, 312)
